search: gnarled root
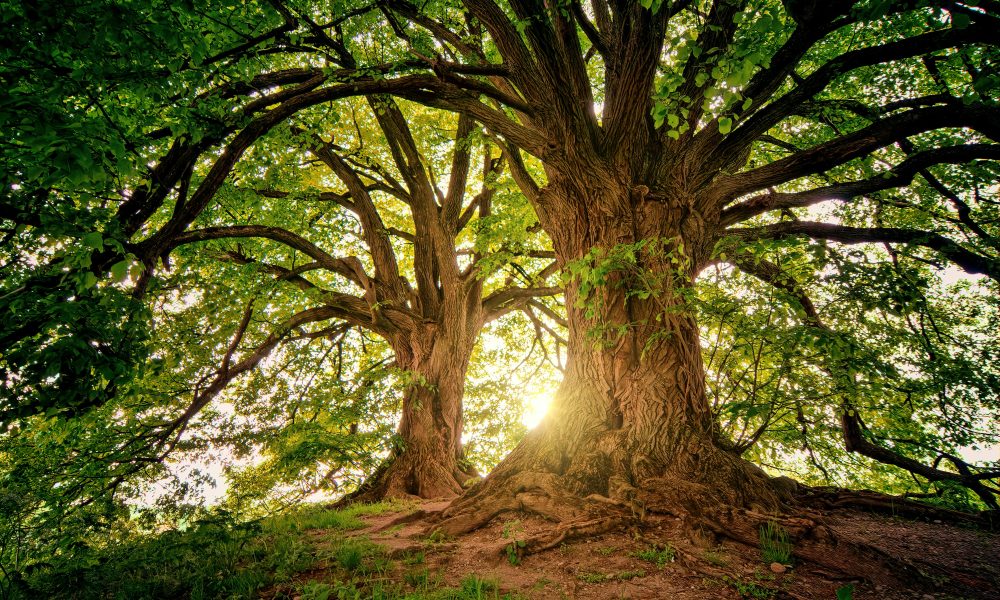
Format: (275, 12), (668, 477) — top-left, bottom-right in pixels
(797, 486), (996, 529)
(333, 450), (476, 507)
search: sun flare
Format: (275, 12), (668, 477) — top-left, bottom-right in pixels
(522, 384), (557, 429)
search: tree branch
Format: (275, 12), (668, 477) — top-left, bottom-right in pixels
(719, 144), (1000, 225)
(728, 221), (1000, 281)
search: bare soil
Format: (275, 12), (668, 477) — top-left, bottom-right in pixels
(308, 500), (999, 599)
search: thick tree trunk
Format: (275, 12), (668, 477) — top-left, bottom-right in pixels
(345, 326), (478, 502)
(437, 174), (779, 532)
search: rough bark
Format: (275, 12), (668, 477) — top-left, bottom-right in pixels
(348, 320), (480, 501)
(436, 171), (780, 534)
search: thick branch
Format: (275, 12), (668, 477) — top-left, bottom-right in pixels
(713, 104), (1000, 202)
(708, 22), (997, 177)
(729, 221), (1000, 281)
(720, 144), (1000, 225)
(169, 225), (372, 289)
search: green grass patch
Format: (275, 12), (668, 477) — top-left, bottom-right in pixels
(721, 575), (777, 599)
(758, 521), (793, 565)
(7, 502), (404, 600)
(633, 543), (675, 568)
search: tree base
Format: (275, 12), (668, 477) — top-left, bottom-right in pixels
(334, 450), (478, 506)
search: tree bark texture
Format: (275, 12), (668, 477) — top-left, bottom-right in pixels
(438, 169), (779, 532)
(351, 311), (481, 500)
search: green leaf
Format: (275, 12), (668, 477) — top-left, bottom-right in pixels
(110, 260), (129, 282)
(718, 117), (733, 135)
(81, 232), (104, 251)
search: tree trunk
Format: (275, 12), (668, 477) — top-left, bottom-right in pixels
(347, 301), (482, 502)
(344, 335), (477, 502)
(437, 173), (779, 532)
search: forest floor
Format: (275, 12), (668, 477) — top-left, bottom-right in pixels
(270, 499), (1000, 600)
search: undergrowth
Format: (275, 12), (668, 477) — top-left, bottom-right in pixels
(0, 501), (468, 600)
(758, 521), (793, 565)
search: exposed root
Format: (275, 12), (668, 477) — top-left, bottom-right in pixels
(373, 508), (443, 533)
(685, 504), (985, 594)
(798, 486), (996, 529)
(431, 471), (592, 537)
(519, 515), (633, 555)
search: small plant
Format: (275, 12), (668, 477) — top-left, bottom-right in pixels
(335, 543), (365, 572)
(402, 550), (426, 565)
(615, 569), (647, 580)
(460, 574), (499, 596)
(758, 521), (793, 565)
(427, 528), (450, 544)
(634, 543), (675, 568)
(363, 554), (393, 577)
(501, 519), (526, 566)
(596, 545), (617, 556)
(405, 567), (430, 588)
(300, 581), (335, 600)
(577, 571), (610, 584)
(704, 549), (728, 566)
(505, 539), (526, 566)
(836, 584), (855, 600)
(501, 519), (523, 539)
(722, 575), (776, 599)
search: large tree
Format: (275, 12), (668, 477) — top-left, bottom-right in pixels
(425, 0), (1000, 532)
(0, 0), (558, 502)
(161, 97), (559, 500)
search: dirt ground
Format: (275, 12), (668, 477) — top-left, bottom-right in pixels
(317, 500), (1000, 600)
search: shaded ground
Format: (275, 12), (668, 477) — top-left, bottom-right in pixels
(276, 500), (999, 600)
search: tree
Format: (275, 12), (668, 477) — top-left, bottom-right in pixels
(159, 96), (559, 500)
(412, 0), (1000, 532)
(1, 1), (558, 502)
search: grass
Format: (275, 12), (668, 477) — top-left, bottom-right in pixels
(577, 569), (647, 584)
(721, 575), (776, 599)
(758, 521), (793, 565)
(703, 549), (728, 566)
(577, 572), (610, 584)
(615, 569), (647, 580)
(3, 501), (410, 600)
(633, 543), (675, 568)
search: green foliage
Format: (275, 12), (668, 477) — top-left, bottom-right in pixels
(758, 522), (793, 565)
(501, 519), (526, 566)
(836, 584), (855, 600)
(634, 544), (676, 568)
(576, 571), (609, 584)
(721, 575), (777, 599)
(563, 237), (693, 348)
(0, 502), (405, 599)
